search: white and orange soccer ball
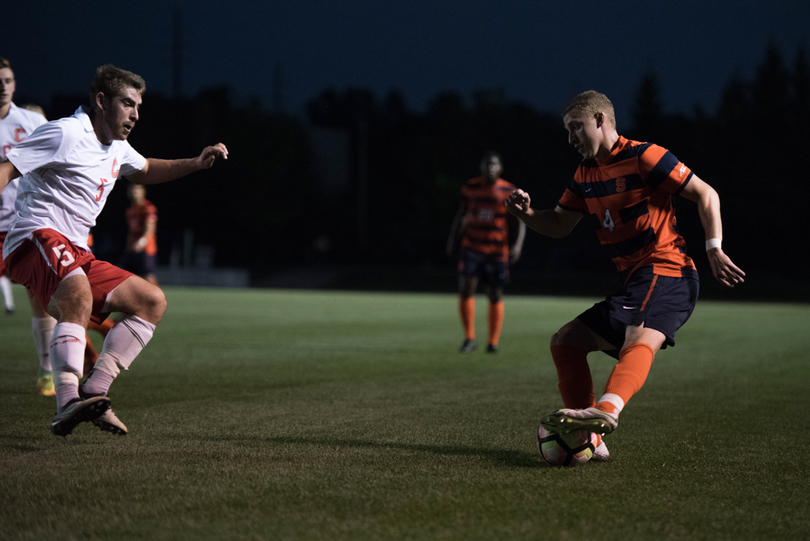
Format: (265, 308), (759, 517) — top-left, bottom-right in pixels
(536, 425), (600, 467)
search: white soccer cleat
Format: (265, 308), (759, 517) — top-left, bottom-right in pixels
(92, 409), (128, 436)
(542, 407), (618, 435)
(592, 436), (610, 461)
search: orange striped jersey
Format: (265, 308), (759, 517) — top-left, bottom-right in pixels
(459, 177), (516, 259)
(558, 136), (697, 282)
(126, 199), (158, 256)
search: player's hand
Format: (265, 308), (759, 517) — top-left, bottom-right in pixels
(509, 246), (522, 264)
(196, 143), (229, 169)
(707, 248), (745, 288)
(505, 189), (532, 216)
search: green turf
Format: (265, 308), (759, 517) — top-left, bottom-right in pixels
(1, 285), (808, 540)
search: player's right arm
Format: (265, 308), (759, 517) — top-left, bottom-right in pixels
(0, 161), (21, 194)
(505, 189), (582, 238)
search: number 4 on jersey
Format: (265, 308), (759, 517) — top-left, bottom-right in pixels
(603, 209), (615, 231)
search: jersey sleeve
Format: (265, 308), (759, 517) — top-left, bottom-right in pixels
(638, 144), (693, 195)
(557, 175), (588, 213)
(118, 142), (147, 176)
(5, 122), (68, 176)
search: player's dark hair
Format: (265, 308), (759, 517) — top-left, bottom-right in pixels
(0, 56), (11, 70)
(481, 150), (502, 163)
(89, 65), (146, 110)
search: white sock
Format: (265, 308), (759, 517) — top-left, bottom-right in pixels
(0, 275), (14, 310)
(32, 316), (57, 372)
(596, 393), (625, 417)
(50, 322), (87, 411)
(83, 316), (155, 396)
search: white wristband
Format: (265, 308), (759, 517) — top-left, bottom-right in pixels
(705, 238), (722, 251)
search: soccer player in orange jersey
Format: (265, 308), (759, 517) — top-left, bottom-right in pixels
(448, 151), (526, 354)
(121, 184), (158, 286)
(506, 91), (744, 459)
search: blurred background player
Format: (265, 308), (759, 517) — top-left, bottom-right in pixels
(0, 64), (228, 436)
(506, 90), (744, 458)
(0, 58), (56, 395)
(447, 151), (525, 353)
(121, 183), (158, 285)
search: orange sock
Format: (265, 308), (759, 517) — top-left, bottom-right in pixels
(459, 297), (475, 340)
(550, 345), (595, 409)
(597, 342), (655, 415)
(487, 301), (504, 346)
(88, 318), (115, 337)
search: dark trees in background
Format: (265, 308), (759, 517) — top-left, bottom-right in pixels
(40, 43), (810, 295)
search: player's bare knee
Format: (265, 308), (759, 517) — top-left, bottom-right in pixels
(145, 286), (167, 321)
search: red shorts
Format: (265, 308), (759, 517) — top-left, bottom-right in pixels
(4, 228), (133, 324)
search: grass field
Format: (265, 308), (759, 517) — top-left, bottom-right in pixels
(1, 285), (808, 540)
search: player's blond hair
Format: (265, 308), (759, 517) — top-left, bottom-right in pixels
(0, 57), (11, 70)
(89, 64), (146, 110)
(563, 90), (617, 130)
(20, 103), (46, 118)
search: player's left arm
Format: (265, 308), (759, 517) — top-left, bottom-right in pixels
(128, 143), (229, 185)
(0, 160), (21, 194)
(135, 216), (157, 252)
(509, 216), (526, 264)
(679, 174), (746, 288)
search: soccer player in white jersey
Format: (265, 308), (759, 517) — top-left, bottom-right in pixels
(0, 57), (59, 396)
(0, 64), (229, 436)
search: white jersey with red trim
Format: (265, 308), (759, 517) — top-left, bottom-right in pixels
(0, 102), (48, 231)
(4, 106), (146, 258)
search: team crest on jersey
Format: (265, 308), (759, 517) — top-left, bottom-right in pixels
(111, 158), (120, 178)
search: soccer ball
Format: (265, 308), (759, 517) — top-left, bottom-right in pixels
(536, 425), (599, 467)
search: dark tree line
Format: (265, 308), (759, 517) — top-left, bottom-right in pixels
(37, 43), (810, 298)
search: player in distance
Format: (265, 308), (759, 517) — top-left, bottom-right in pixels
(505, 91), (744, 458)
(0, 64), (228, 436)
(121, 184), (159, 286)
(447, 151), (526, 354)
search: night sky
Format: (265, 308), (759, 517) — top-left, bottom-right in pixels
(4, 1), (809, 123)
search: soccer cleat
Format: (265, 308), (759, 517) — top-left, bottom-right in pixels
(459, 338), (477, 353)
(37, 372), (56, 397)
(592, 435), (610, 461)
(542, 407), (618, 436)
(486, 344), (499, 353)
(92, 409), (128, 436)
(79, 387), (127, 435)
(50, 396), (111, 437)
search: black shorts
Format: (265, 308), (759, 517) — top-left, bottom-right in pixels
(457, 247), (510, 287)
(577, 267), (699, 357)
(120, 251), (156, 277)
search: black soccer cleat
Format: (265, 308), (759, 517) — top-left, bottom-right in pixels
(50, 396), (111, 437)
(459, 338), (477, 353)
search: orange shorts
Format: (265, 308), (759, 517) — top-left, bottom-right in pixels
(4, 228), (133, 324)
